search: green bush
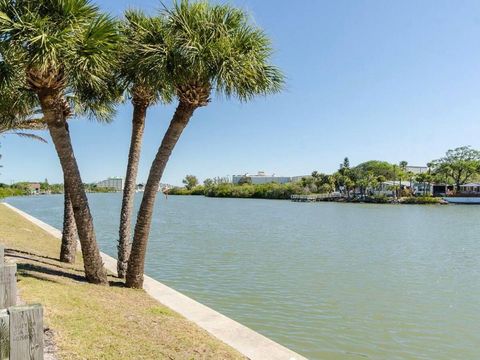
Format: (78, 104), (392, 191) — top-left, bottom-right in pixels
(401, 196), (442, 204)
(204, 182), (307, 200)
(168, 186), (205, 196)
(0, 186), (28, 199)
(190, 186), (205, 195)
(369, 195), (390, 203)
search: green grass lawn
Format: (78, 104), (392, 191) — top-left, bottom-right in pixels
(0, 203), (244, 360)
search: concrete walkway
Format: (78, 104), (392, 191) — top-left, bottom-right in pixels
(3, 202), (308, 360)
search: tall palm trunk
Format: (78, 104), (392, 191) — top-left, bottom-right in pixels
(126, 102), (195, 288)
(38, 89), (108, 284)
(60, 185), (78, 263)
(117, 103), (148, 278)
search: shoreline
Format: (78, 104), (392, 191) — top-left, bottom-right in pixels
(2, 202), (307, 360)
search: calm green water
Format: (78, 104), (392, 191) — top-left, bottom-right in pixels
(5, 194), (480, 359)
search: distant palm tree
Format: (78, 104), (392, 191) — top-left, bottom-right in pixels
(116, 11), (174, 278)
(126, 0), (284, 288)
(399, 161), (408, 196)
(0, 0), (121, 284)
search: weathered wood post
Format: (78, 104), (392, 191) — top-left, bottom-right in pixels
(0, 309), (9, 360)
(9, 305), (43, 360)
(0, 244), (4, 265)
(0, 264), (16, 309)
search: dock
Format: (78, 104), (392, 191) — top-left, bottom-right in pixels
(291, 194), (342, 202)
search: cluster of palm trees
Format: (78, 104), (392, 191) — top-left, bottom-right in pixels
(0, 0), (283, 288)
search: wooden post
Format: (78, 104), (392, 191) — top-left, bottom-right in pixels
(0, 309), (9, 360)
(9, 305), (43, 360)
(0, 244), (4, 265)
(0, 264), (16, 309)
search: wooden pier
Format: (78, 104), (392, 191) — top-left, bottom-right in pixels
(291, 194), (341, 202)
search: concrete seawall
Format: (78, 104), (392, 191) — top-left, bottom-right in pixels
(2, 202), (307, 360)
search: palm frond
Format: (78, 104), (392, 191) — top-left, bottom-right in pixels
(9, 118), (46, 130)
(12, 131), (47, 143)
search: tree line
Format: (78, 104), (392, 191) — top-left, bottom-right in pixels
(171, 146), (480, 199)
(0, 0), (283, 288)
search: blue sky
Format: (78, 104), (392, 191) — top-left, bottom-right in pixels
(2, 0), (480, 185)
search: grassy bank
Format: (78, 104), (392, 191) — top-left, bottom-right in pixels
(0, 203), (243, 360)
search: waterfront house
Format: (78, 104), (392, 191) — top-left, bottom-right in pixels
(459, 183), (480, 195)
(372, 181), (412, 197)
(413, 182), (433, 196)
(371, 181), (436, 197)
(432, 184), (455, 196)
(27, 182), (41, 195)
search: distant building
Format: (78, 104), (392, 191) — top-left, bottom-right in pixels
(459, 183), (480, 195)
(405, 166), (428, 174)
(97, 177), (123, 191)
(232, 171), (292, 185)
(27, 183), (41, 195)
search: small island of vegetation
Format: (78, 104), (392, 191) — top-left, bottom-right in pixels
(169, 146), (480, 205)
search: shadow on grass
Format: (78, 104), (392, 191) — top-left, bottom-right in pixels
(19, 270), (63, 284)
(6, 250), (84, 273)
(8, 248), (126, 287)
(5, 248), (60, 262)
(17, 263), (88, 283)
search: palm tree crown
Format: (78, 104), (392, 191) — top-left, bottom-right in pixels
(0, 0), (120, 117)
(119, 10), (174, 107)
(136, 0), (284, 107)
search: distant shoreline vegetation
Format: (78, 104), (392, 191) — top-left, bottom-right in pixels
(168, 184), (444, 204)
(170, 182), (305, 200)
(0, 182), (117, 199)
(169, 146), (480, 205)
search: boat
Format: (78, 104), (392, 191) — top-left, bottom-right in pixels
(443, 197), (480, 204)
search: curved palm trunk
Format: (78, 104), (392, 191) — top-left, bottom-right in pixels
(38, 90), (108, 285)
(126, 102), (195, 288)
(60, 185), (78, 264)
(117, 104), (148, 278)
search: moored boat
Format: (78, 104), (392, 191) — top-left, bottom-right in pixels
(443, 197), (480, 204)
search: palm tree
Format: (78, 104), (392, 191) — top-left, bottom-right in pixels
(59, 188), (78, 263)
(0, 0), (120, 284)
(0, 84), (78, 264)
(399, 161), (408, 196)
(116, 11), (173, 278)
(125, 0), (284, 288)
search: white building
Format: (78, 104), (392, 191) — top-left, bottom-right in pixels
(372, 181), (433, 196)
(232, 171), (292, 185)
(97, 177), (124, 191)
(405, 165), (428, 174)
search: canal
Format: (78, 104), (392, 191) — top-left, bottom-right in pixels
(6, 194), (480, 359)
